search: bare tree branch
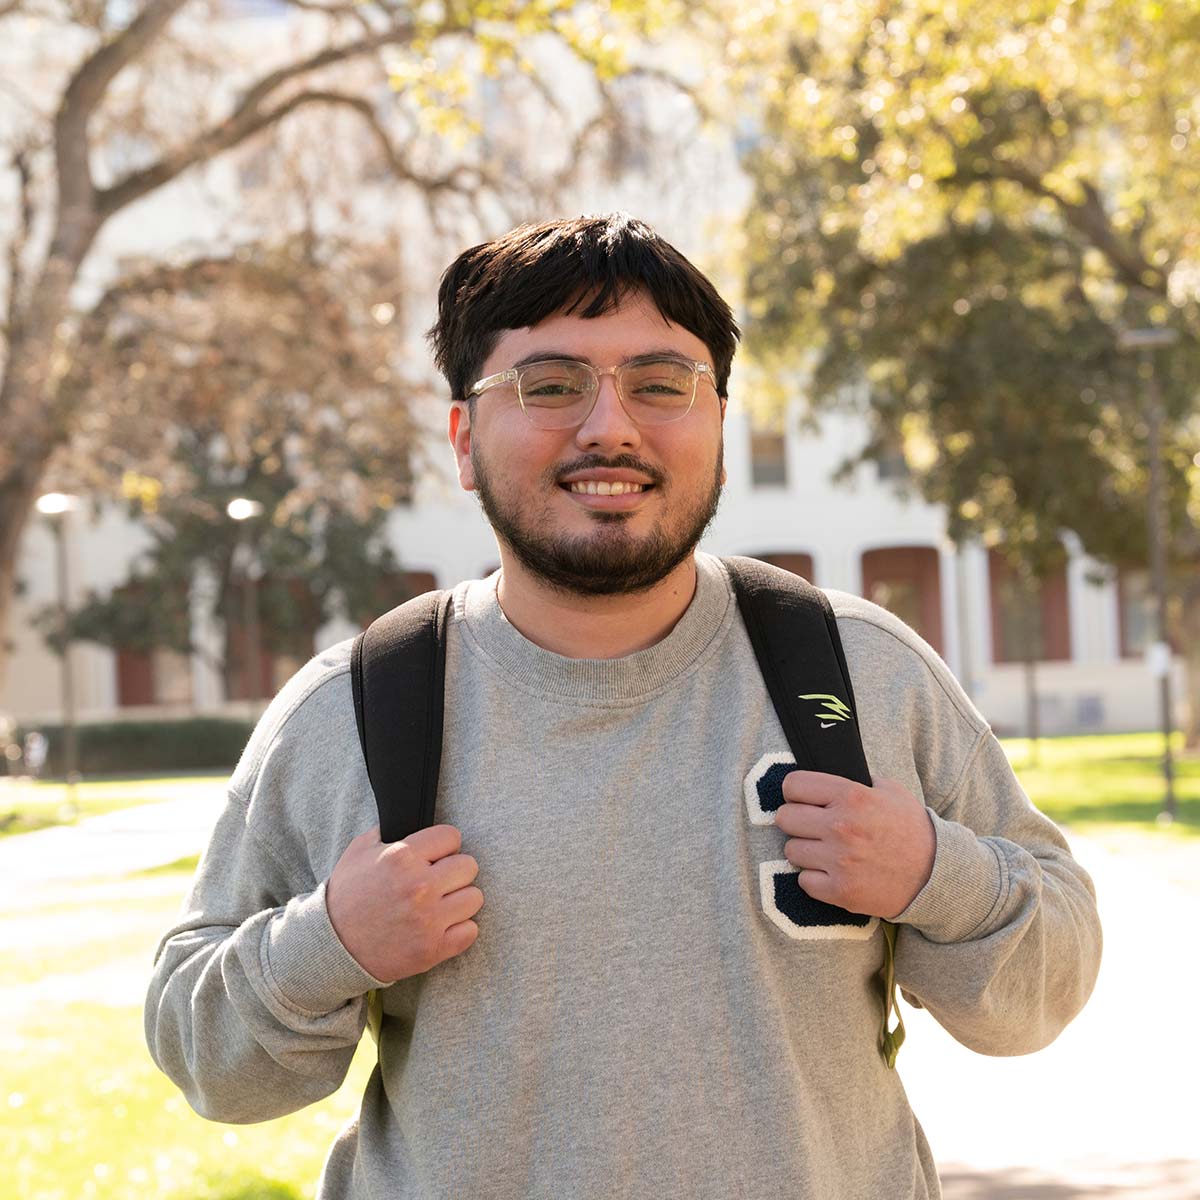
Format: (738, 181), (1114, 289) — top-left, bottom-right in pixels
(297, 91), (503, 197)
(625, 65), (711, 124)
(4, 147), (36, 345)
(95, 23), (425, 217)
(277, 0), (377, 37)
(98, 81), (499, 219)
(55, 0), (193, 214)
(948, 160), (1166, 294)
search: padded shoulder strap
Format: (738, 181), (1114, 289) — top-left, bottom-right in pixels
(722, 555), (905, 1068)
(351, 589), (453, 843)
(722, 556), (870, 786)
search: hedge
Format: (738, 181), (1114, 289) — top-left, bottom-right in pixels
(16, 717), (254, 777)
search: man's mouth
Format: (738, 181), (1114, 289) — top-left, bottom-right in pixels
(565, 481), (649, 496)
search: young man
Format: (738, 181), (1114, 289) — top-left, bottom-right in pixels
(146, 213), (1101, 1199)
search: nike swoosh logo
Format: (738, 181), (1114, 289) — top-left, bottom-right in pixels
(820, 721), (836, 729)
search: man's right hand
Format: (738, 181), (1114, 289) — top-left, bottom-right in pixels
(325, 824), (483, 983)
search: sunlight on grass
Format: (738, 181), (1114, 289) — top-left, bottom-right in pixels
(2, 863), (374, 1200)
(1000, 732), (1198, 837)
(3, 1002), (375, 1200)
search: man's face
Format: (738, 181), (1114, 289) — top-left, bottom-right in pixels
(448, 290), (727, 597)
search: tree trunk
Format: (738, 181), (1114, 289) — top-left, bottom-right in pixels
(0, 219), (100, 693)
(1023, 653), (1040, 765)
(1178, 584), (1200, 752)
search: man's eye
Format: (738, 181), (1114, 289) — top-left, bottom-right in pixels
(526, 381), (584, 398)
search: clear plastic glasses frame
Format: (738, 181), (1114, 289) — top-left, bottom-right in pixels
(467, 356), (719, 430)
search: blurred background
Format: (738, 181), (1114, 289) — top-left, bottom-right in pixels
(1, 1), (1197, 1197)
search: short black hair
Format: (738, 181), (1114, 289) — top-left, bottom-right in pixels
(427, 213), (740, 402)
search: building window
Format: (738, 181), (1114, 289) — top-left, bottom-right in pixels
(223, 617), (279, 702)
(987, 550), (1071, 664)
(1117, 568), (1154, 658)
(225, 576), (321, 702)
(875, 446), (910, 482)
(116, 648), (193, 707)
(750, 427), (788, 487)
(751, 552), (815, 583)
(112, 582), (193, 708)
(861, 546), (944, 654)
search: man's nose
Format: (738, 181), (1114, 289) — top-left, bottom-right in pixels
(574, 374), (641, 452)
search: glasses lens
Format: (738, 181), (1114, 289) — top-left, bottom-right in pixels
(619, 359), (697, 423)
(518, 361), (595, 428)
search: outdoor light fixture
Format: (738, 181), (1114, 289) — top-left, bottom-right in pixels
(1117, 324), (1180, 822)
(226, 497), (264, 521)
(35, 491), (80, 798)
(226, 497), (265, 705)
(35, 492), (78, 516)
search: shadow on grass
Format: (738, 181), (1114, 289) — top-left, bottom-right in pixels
(1044, 797), (1200, 833)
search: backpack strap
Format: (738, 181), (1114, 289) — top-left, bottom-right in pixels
(351, 589), (453, 844)
(721, 555), (906, 1068)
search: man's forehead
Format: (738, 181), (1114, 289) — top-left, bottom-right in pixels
(484, 292), (710, 367)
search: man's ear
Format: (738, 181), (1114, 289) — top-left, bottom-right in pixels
(448, 402), (476, 492)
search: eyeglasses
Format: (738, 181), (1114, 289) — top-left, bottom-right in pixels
(467, 356), (720, 430)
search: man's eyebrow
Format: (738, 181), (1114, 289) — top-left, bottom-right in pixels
(508, 348), (698, 369)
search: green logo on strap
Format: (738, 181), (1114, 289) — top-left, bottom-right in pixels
(799, 693), (852, 724)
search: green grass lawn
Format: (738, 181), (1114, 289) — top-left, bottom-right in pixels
(1, 861), (374, 1200)
(0, 773), (228, 837)
(999, 731), (1199, 837)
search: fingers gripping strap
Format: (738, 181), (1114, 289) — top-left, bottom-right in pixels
(352, 590), (452, 844)
(721, 556), (902, 1069)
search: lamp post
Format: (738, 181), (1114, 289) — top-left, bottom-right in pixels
(35, 492), (80, 803)
(226, 498), (264, 705)
(1117, 326), (1180, 822)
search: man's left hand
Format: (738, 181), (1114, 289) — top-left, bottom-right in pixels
(775, 771), (936, 920)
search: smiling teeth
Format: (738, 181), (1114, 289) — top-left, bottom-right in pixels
(569, 481), (646, 495)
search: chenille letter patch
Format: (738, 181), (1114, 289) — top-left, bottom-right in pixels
(744, 752), (879, 942)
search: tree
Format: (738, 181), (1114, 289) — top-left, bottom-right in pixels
(731, 0), (1200, 739)
(36, 236), (419, 694)
(0, 0), (684, 689)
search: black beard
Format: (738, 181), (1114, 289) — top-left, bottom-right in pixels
(472, 447), (724, 597)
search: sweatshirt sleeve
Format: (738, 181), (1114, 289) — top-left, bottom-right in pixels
(144, 657), (387, 1124)
(831, 596), (1102, 1058)
(888, 726), (1102, 1056)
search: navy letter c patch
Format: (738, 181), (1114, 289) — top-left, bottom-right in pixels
(746, 752), (879, 942)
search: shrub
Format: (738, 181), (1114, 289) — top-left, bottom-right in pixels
(17, 717), (254, 777)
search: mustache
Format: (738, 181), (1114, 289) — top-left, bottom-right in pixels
(550, 454), (665, 487)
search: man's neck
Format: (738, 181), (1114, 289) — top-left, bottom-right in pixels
(494, 554), (699, 659)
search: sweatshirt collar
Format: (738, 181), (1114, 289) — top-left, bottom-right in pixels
(457, 552), (733, 702)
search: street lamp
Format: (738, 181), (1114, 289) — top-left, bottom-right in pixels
(226, 498), (264, 706)
(1117, 326), (1180, 822)
(35, 492), (80, 803)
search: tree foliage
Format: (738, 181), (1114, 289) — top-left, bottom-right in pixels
(37, 238), (417, 681)
(733, 2), (1200, 563)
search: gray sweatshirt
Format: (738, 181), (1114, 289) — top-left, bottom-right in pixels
(145, 553), (1101, 1199)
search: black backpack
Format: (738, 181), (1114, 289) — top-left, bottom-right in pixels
(351, 555), (904, 1067)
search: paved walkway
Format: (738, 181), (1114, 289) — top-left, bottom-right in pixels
(901, 832), (1200, 1198)
(0, 787), (226, 897)
(2, 794), (1198, 1197)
